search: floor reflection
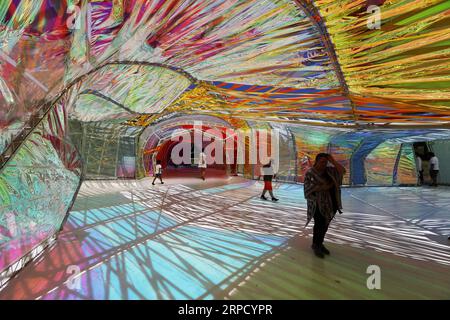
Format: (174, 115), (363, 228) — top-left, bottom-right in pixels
(1, 179), (449, 299)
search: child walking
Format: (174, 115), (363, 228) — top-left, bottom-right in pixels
(152, 160), (164, 185)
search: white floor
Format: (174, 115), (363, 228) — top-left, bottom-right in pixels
(1, 178), (449, 299)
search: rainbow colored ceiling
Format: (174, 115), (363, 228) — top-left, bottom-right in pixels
(1, 0), (449, 135)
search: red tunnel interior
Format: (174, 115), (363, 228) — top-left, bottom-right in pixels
(148, 126), (239, 179)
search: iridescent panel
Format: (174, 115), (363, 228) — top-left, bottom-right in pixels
(396, 143), (417, 185)
(365, 141), (400, 185)
(315, 0), (450, 123)
(0, 103), (81, 275)
(289, 126), (339, 183)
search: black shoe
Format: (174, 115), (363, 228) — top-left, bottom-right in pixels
(321, 245), (330, 255)
(261, 195), (268, 200)
(161, 182), (164, 184)
(152, 182), (155, 185)
(271, 197), (279, 202)
(311, 244), (325, 258)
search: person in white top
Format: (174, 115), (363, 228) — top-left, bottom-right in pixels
(415, 155), (423, 185)
(152, 160), (164, 185)
(259, 160), (278, 202)
(429, 152), (439, 187)
(198, 150), (207, 181)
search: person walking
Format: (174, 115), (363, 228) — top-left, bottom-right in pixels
(416, 155), (424, 185)
(198, 149), (207, 181)
(429, 152), (439, 187)
(260, 160), (279, 202)
(304, 153), (345, 258)
(152, 160), (164, 185)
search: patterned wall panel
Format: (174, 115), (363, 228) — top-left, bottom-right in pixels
(396, 143), (417, 185)
(73, 121), (142, 179)
(329, 132), (367, 185)
(0, 102), (81, 279)
(314, 0), (450, 123)
(289, 126), (342, 183)
(365, 141), (400, 185)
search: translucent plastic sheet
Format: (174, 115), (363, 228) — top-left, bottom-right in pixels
(66, 65), (193, 122)
(69, 120), (143, 179)
(365, 141), (401, 186)
(396, 143), (417, 186)
(315, 0), (450, 123)
(0, 103), (81, 274)
(290, 126), (340, 183)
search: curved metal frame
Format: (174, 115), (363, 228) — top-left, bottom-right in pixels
(293, 0), (358, 122)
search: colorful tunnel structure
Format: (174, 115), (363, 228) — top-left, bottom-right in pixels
(1, 0), (450, 287)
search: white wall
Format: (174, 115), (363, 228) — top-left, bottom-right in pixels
(429, 140), (450, 185)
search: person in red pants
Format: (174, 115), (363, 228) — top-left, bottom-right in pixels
(260, 160), (278, 202)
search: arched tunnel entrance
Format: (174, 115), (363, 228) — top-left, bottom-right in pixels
(146, 127), (234, 180)
(138, 117), (288, 181)
(139, 121), (278, 181)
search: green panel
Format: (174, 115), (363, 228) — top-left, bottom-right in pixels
(74, 121), (142, 179)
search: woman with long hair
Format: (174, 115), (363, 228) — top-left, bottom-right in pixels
(304, 153), (345, 258)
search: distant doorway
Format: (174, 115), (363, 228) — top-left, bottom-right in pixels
(413, 142), (432, 185)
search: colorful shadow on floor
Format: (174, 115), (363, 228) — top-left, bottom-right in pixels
(0, 179), (449, 299)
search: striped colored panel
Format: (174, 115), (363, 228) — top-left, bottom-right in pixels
(396, 143), (417, 185)
(315, 0), (450, 123)
(365, 141), (400, 185)
(289, 126), (339, 182)
(169, 81), (354, 123)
